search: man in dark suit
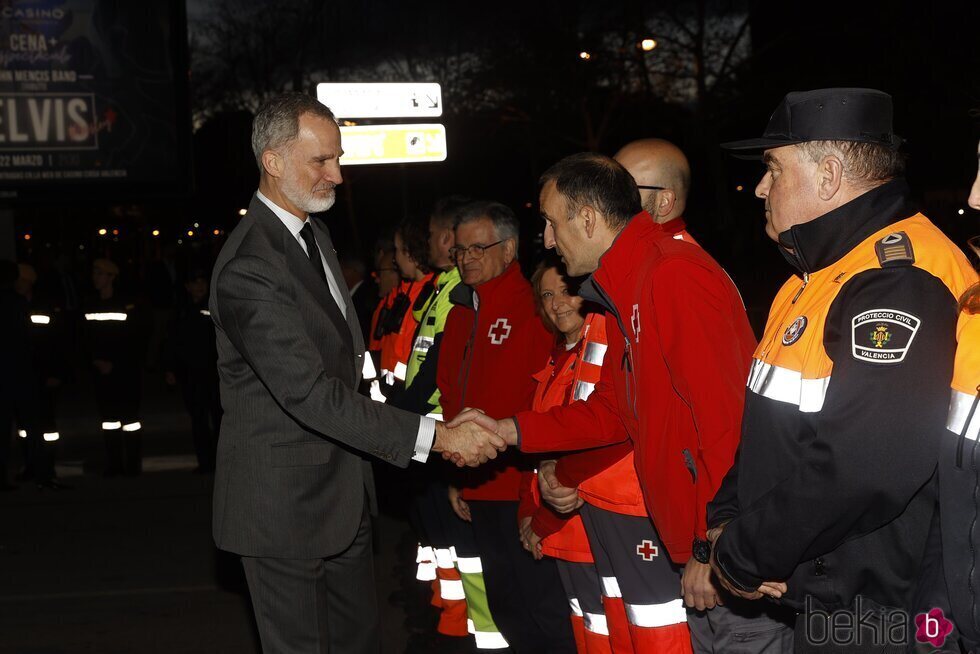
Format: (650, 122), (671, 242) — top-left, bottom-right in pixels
(339, 253), (379, 345)
(210, 93), (503, 654)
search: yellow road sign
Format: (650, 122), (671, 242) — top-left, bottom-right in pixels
(339, 123), (447, 166)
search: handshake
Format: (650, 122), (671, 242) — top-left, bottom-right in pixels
(431, 409), (519, 467)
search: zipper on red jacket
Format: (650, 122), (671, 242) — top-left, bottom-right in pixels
(591, 279), (639, 420)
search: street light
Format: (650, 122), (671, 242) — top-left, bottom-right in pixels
(640, 39), (657, 51)
(98, 228), (107, 236)
(151, 229), (160, 237)
(238, 208), (247, 216)
(579, 51), (592, 61)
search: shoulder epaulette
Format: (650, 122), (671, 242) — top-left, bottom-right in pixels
(874, 231), (915, 268)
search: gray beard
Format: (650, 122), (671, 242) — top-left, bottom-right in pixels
(282, 175), (336, 214)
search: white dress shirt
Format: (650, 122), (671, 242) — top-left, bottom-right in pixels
(256, 191), (434, 462)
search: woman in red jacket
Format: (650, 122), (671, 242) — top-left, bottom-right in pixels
(518, 261), (612, 654)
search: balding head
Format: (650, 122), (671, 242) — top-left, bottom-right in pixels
(614, 138), (690, 223)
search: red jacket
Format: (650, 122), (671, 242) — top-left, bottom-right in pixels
(516, 214), (756, 564)
(376, 276), (435, 382)
(518, 339), (594, 563)
(439, 261), (553, 501)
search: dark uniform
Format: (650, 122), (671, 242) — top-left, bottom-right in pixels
(165, 298), (221, 472)
(82, 293), (144, 476)
(0, 272), (37, 489)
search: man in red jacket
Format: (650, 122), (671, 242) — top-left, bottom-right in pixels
(451, 153), (794, 652)
(437, 200), (576, 653)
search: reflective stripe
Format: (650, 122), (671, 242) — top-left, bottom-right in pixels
(416, 561), (437, 581)
(583, 341), (608, 366)
(394, 361), (408, 381)
(948, 388), (980, 442)
(17, 429), (27, 438)
(362, 352), (377, 379)
(122, 422), (142, 432)
(416, 545), (434, 563)
(746, 359), (830, 413)
(673, 233), (685, 240)
(43, 432), (60, 442)
(584, 611), (609, 635)
(425, 412), (444, 422)
(199, 309), (211, 317)
(369, 380), (387, 403)
(84, 312), (127, 321)
(467, 619), (476, 634)
(30, 314), (51, 325)
(625, 599), (688, 627)
(449, 546), (458, 561)
(573, 381), (596, 401)
(102, 421), (122, 430)
(569, 597), (583, 617)
(600, 576), (622, 598)
(456, 556), (483, 574)
(434, 548), (454, 569)
(440, 578), (466, 600)
(474, 630), (509, 649)
(412, 335), (435, 353)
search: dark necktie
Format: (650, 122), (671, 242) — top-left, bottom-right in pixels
(299, 222), (328, 285)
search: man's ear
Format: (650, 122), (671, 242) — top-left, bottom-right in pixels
(581, 205), (598, 238)
(503, 237), (518, 262)
(656, 190), (677, 218)
(817, 155), (844, 201)
(261, 150), (283, 179)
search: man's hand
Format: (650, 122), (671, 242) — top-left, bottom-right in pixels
(448, 485), (471, 522)
(538, 460), (583, 514)
(432, 419), (506, 468)
(447, 408), (519, 447)
(519, 516), (543, 560)
(681, 559), (722, 610)
(707, 524), (787, 601)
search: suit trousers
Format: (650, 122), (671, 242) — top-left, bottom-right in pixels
(241, 501), (379, 654)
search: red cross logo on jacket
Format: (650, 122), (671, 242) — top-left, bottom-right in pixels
(488, 318), (512, 345)
(636, 540), (659, 561)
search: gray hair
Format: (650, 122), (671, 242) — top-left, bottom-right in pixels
(796, 140), (905, 188)
(454, 200), (520, 249)
(251, 93), (336, 169)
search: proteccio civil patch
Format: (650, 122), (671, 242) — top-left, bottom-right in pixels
(851, 308), (921, 364)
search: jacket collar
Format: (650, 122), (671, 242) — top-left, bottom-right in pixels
(448, 260), (527, 311)
(579, 212), (663, 313)
(777, 178), (916, 274)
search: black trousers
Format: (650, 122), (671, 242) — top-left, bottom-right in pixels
(241, 503), (379, 654)
(94, 367), (142, 476)
(179, 372), (221, 471)
(468, 499), (577, 654)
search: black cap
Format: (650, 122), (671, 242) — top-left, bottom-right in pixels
(721, 88), (902, 159)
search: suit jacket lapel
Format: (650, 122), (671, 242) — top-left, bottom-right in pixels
(311, 218), (364, 354)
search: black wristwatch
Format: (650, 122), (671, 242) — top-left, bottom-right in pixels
(692, 537), (712, 564)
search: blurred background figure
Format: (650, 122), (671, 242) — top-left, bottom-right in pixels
(83, 258), (145, 477)
(340, 253), (379, 344)
(14, 263), (70, 490)
(164, 267), (221, 474)
(0, 260), (36, 491)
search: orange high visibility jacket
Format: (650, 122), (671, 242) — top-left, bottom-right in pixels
(709, 180), (977, 610)
(375, 275), (435, 383)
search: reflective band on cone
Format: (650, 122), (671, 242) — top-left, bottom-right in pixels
(600, 576), (623, 598)
(122, 422), (142, 432)
(43, 432), (60, 442)
(474, 630), (509, 649)
(584, 612), (609, 635)
(102, 421), (122, 431)
(17, 430), (27, 438)
(439, 579), (466, 601)
(625, 598), (687, 627)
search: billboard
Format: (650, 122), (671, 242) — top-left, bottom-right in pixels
(339, 124), (447, 165)
(0, 0), (191, 201)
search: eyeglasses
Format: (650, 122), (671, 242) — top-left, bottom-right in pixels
(449, 240), (505, 262)
(636, 185), (666, 191)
